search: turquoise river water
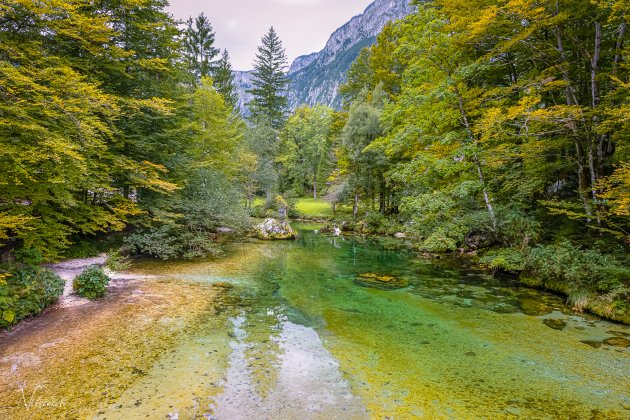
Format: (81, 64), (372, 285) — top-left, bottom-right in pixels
(101, 223), (630, 419)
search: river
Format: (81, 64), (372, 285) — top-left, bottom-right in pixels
(1, 223), (629, 419)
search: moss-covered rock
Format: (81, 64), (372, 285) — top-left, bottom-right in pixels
(354, 273), (409, 290)
(603, 337), (630, 347)
(253, 218), (297, 240)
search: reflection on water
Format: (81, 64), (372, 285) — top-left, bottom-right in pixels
(112, 225), (630, 419)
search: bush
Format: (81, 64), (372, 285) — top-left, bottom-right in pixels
(420, 228), (458, 252)
(496, 208), (541, 249)
(524, 240), (629, 298)
(73, 265), (110, 299)
(104, 249), (130, 272)
(362, 213), (400, 235)
(14, 248), (43, 265)
(125, 225), (222, 260)
(0, 267), (65, 328)
(479, 248), (526, 272)
(127, 168), (247, 260)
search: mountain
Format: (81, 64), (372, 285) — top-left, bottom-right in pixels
(232, 0), (415, 115)
(233, 70), (254, 117)
(287, 0), (415, 109)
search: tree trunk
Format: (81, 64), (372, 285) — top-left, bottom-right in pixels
(555, 23), (593, 218)
(379, 175), (386, 214)
(313, 178), (317, 199)
(353, 193), (359, 221)
(613, 18), (627, 77)
(589, 22), (602, 201)
(454, 88), (498, 231)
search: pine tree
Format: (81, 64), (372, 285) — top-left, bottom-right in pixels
(183, 13), (220, 82)
(248, 27), (289, 128)
(213, 50), (239, 110)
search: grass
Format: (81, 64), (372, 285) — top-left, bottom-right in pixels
(295, 198), (352, 219)
(250, 196), (352, 220)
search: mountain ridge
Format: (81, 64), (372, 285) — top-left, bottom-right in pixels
(233, 0), (415, 115)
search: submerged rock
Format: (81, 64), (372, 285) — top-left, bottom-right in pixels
(543, 318), (567, 331)
(605, 330), (629, 337)
(603, 337), (630, 347)
(253, 218), (297, 240)
(354, 273), (409, 290)
(519, 298), (553, 317)
(580, 340), (603, 349)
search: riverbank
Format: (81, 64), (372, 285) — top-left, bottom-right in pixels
(0, 260), (230, 418)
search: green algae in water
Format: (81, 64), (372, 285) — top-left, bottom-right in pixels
(99, 228), (630, 418)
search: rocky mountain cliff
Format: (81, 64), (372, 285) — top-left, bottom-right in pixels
(233, 0), (415, 115)
(287, 0), (414, 109)
(233, 70), (254, 117)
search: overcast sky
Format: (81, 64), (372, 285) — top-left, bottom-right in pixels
(167, 0), (374, 70)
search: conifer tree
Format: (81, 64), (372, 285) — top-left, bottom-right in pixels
(183, 13), (220, 82)
(248, 27), (289, 128)
(213, 49), (239, 110)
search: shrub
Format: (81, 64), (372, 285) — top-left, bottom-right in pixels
(479, 248), (526, 272)
(125, 225), (222, 260)
(0, 267), (65, 328)
(524, 240), (630, 296)
(13, 248), (43, 265)
(420, 228), (458, 253)
(496, 208), (541, 249)
(127, 169), (247, 260)
(104, 249), (130, 272)
(73, 265), (110, 299)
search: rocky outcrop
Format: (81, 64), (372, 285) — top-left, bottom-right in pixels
(254, 218), (297, 240)
(287, 0), (416, 109)
(233, 70), (254, 117)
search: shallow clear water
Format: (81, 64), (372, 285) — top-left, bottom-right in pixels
(104, 225), (630, 419)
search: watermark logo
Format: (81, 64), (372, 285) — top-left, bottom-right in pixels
(19, 384), (67, 411)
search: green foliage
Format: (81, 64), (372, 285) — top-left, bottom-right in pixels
(104, 250), (131, 272)
(73, 265), (110, 300)
(13, 248), (43, 266)
(213, 50), (239, 109)
(280, 106), (334, 198)
(0, 267), (64, 329)
(420, 229), (458, 253)
(248, 27), (289, 128)
(479, 249), (526, 273)
(183, 13), (220, 81)
(0, 0), (181, 260)
(525, 241), (630, 293)
(127, 168), (247, 260)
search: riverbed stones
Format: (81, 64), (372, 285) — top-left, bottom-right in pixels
(603, 337), (630, 347)
(253, 218), (297, 240)
(354, 273), (409, 290)
(580, 340), (603, 349)
(605, 330), (629, 337)
(543, 318), (567, 330)
(518, 298), (552, 316)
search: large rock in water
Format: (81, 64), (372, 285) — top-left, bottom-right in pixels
(254, 218), (297, 240)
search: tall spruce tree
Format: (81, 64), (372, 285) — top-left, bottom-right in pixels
(183, 13), (219, 82)
(213, 49), (239, 110)
(248, 27), (289, 128)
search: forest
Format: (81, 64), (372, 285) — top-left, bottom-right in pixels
(0, 0), (629, 328)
